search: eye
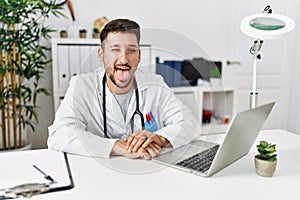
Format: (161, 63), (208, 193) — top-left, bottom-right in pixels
(111, 48), (120, 52)
(127, 48), (137, 53)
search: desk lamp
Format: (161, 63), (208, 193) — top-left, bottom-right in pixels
(240, 5), (295, 108)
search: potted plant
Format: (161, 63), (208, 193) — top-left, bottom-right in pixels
(79, 29), (87, 38)
(60, 30), (68, 38)
(92, 27), (100, 39)
(92, 16), (108, 39)
(0, 0), (63, 150)
(254, 140), (277, 177)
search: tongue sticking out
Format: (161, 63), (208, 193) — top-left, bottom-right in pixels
(115, 68), (131, 82)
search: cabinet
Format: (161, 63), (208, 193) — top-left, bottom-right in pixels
(51, 39), (235, 135)
(172, 86), (234, 135)
(51, 38), (154, 111)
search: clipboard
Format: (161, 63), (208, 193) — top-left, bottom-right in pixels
(46, 152), (74, 193)
(0, 149), (74, 199)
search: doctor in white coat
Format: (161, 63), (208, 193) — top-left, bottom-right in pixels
(48, 19), (200, 159)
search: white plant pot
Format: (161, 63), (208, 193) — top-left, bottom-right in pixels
(0, 118), (30, 151)
(254, 155), (277, 177)
(14, 140), (32, 151)
(0, 140), (32, 152)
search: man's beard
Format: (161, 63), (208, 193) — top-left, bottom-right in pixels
(109, 63), (134, 89)
(109, 73), (133, 89)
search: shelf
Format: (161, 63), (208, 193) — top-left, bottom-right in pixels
(171, 85), (234, 93)
(172, 85), (235, 135)
(171, 86), (198, 93)
(52, 38), (101, 45)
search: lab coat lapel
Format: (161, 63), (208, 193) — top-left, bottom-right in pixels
(105, 85), (125, 124)
(126, 91), (137, 125)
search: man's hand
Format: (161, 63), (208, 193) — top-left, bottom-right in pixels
(124, 130), (170, 154)
(111, 140), (161, 160)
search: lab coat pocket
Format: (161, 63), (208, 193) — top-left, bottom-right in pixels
(144, 121), (158, 132)
(144, 107), (161, 132)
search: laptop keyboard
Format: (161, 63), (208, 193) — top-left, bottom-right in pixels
(176, 144), (220, 173)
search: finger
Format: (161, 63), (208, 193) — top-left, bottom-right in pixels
(125, 136), (134, 149)
(142, 138), (152, 148)
(132, 137), (147, 152)
(128, 137), (142, 152)
(145, 144), (160, 158)
(138, 148), (151, 160)
(143, 152), (151, 160)
(125, 130), (142, 149)
(142, 135), (161, 148)
(152, 143), (161, 151)
(149, 143), (161, 155)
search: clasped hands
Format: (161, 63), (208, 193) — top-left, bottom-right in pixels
(112, 130), (170, 160)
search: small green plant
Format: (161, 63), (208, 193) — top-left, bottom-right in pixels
(93, 27), (99, 33)
(256, 140), (277, 161)
(79, 29), (87, 33)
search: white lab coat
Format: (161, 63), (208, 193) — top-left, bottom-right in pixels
(48, 69), (200, 158)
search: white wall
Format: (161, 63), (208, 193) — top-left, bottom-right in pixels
(287, 0), (300, 134)
(30, 0), (300, 149)
(47, 0), (228, 58)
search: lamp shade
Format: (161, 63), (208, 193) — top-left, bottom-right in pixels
(241, 13), (295, 40)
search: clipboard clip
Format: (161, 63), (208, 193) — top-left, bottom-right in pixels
(0, 182), (50, 199)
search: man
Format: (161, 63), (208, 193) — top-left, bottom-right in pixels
(48, 19), (199, 159)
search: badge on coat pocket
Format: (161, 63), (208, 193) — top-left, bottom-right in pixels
(144, 111), (158, 132)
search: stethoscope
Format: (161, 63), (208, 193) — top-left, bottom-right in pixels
(102, 74), (145, 138)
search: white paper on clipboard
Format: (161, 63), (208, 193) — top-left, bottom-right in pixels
(0, 149), (73, 191)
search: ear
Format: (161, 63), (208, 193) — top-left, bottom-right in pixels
(138, 49), (141, 63)
(98, 48), (104, 61)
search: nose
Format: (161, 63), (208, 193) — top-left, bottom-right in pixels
(118, 51), (129, 65)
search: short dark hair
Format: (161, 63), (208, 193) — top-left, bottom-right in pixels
(100, 19), (140, 46)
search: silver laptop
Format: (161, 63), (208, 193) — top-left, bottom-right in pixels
(153, 102), (275, 177)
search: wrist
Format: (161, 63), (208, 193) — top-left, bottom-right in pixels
(111, 140), (124, 156)
(159, 135), (170, 147)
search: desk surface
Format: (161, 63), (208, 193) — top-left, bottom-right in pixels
(2, 129), (300, 200)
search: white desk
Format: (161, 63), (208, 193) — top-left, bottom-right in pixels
(2, 129), (300, 200)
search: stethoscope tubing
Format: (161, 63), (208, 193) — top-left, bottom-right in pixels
(102, 74), (144, 138)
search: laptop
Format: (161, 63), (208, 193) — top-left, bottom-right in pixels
(153, 102), (275, 177)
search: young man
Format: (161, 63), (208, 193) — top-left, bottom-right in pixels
(48, 19), (199, 159)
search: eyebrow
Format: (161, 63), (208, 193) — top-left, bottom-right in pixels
(109, 44), (120, 48)
(109, 44), (138, 48)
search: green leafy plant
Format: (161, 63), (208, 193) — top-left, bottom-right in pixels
(92, 27), (100, 39)
(0, 0), (63, 150)
(79, 29), (87, 33)
(256, 140), (277, 161)
(92, 27), (99, 33)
